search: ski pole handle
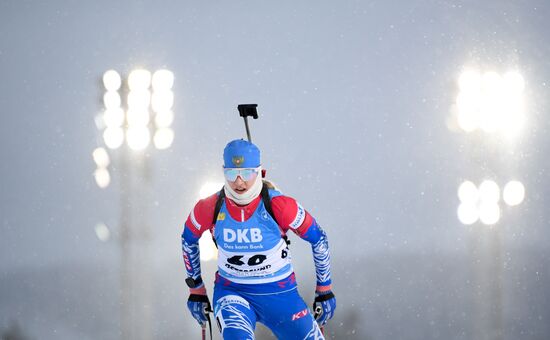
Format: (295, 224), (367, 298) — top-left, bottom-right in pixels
(314, 305), (325, 336)
(314, 305), (322, 318)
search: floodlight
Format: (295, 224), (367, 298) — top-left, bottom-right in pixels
(457, 110), (478, 132)
(457, 202), (479, 225)
(153, 128), (174, 150)
(127, 89), (151, 109)
(456, 89), (481, 132)
(103, 91), (121, 110)
(455, 69), (526, 136)
(458, 181), (479, 204)
(155, 110), (174, 128)
(103, 108), (125, 128)
(479, 202), (500, 225)
(482, 71), (502, 94)
(94, 168), (111, 188)
(126, 108), (150, 127)
(93, 147), (110, 168)
(95, 222), (111, 242)
(479, 98), (500, 133)
(151, 90), (174, 112)
(152, 69), (174, 90)
(502, 71), (525, 93)
(503, 181), (525, 206)
(128, 69), (152, 90)
(479, 180), (500, 203)
(456, 91), (480, 114)
(126, 126), (151, 151)
(103, 127), (124, 149)
(458, 70), (482, 93)
(103, 70), (122, 91)
(500, 92), (525, 138)
(500, 112), (524, 138)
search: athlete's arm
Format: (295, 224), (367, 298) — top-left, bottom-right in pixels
(181, 194), (217, 294)
(271, 196), (333, 291)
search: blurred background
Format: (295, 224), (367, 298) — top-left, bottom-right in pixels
(1, 1), (549, 339)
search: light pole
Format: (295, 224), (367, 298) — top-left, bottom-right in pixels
(93, 68), (175, 340)
(451, 69), (527, 340)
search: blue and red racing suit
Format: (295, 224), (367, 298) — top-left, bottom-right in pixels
(182, 186), (332, 339)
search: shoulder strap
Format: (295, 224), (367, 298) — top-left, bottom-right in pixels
(260, 183), (275, 221)
(210, 187), (225, 249)
(212, 187), (226, 225)
(261, 183), (290, 246)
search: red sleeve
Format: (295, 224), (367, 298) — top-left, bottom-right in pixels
(271, 195), (314, 237)
(184, 193), (218, 238)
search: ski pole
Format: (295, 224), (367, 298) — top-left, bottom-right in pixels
(237, 104), (259, 142)
(201, 305), (213, 340)
(315, 305), (325, 337)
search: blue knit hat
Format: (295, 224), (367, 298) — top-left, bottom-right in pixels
(223, 139), (261, 168)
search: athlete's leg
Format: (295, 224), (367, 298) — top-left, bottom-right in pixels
(213, 286), (257, 340)
(252, 289), (324, 340)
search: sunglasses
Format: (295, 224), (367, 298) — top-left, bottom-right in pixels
(223, 167), (260, 182)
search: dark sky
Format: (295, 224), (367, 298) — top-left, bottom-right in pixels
(1, 1), (550, 339)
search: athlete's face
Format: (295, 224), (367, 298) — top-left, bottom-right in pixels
(227, 173), (258, 194)
(224, 167), (260, 194)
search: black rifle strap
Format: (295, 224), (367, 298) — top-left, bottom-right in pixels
(212, 187), (226, 225)
(209, 187), (226, 249)
(260, 184), (290, 245)
(260, 183), (274, 219)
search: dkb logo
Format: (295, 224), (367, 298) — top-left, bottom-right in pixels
(223, 228), (263, 243)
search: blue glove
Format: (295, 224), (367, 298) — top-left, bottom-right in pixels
(312, 291), (336, 326)
(187, 294), (212, 326)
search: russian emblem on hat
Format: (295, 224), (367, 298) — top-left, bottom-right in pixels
(232, 156), (245, 167)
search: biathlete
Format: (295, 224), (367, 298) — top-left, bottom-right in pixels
(182, 139), (336, 339)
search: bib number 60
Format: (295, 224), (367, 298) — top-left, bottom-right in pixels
(227, 247), (288, 267)
(227, 254), (267, 266)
